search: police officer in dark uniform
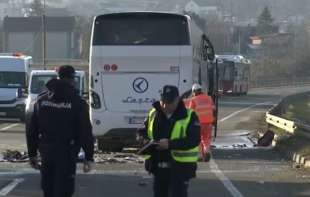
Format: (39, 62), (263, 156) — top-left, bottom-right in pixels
(137, 85), (201, 197)
(26, 65), (94, 197)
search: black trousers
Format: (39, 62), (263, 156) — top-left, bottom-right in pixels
(153, 168), (190, 197)
(40, 148), (77, 197)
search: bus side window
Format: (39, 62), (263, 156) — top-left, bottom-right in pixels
(201, 35), (215, 61)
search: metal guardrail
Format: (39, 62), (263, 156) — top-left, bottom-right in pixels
(251, 77), (310, 88)
(266, 91), (310, 137)
(266, 112), (296, 133)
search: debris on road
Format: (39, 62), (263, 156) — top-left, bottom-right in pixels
(94, 152), (144, 164)
(257, 130), (275, 146)
(1, 150), (28, 162)
(293, 163), (302, 169)
(232, 144), (248, 148)
(0, 148), (144, 164)
(212, 134), (256, 149)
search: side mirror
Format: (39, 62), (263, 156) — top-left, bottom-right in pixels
(202, 35), (215, 61)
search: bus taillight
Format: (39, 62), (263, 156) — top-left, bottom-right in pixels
(103, 64), (110, 71)
(111, 64), (118, 71)
(13, 52), (24, 57)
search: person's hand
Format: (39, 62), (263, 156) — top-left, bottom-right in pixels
(29, 157), (40, 170)
(156, 139), (169, 150)
(136, 135), (147, 143)
(136, 135), (142, 141)
(83, 161), (93, 173)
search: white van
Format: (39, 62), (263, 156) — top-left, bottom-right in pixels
(0, 53), (32, 121)
(25, 70), (86, 122)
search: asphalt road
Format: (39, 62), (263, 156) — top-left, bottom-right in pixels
(0, 86), (310, 197)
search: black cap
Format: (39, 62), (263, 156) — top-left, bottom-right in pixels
(160, 85), (179, 103)
(58, 65), (75, 79)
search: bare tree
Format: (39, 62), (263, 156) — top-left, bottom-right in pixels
(75, 16), (93, 60)
(294, 23), (310, 76)
(28, 0), (44, 16)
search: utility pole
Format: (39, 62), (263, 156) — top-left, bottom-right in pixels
(230, 0), (233, 22)
(42, 0), (46, 69)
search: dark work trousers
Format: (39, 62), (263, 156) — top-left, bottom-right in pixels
(153, 168), (190, 197)
(40, 145), (77, 197)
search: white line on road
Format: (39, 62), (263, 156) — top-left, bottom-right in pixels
(0, 124), (19, 131)
(211, 102), (273, 197)
(0, 166), (261, 175)
(210, 160), (244, 197)
(220, 101), (274, 106)
(0, 166), (284, 177)
(0, 178), (24, 196)
(219, 102), (271, 122)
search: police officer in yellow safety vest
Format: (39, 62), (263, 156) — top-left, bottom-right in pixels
(137, 85), (200, 197)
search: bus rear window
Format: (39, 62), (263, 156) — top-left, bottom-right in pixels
(93, 13), (190, 46)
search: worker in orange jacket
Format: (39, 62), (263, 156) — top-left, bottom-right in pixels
(184, 83), (215, 161)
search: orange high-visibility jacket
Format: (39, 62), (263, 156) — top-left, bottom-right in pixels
(185, 94), (215, 124)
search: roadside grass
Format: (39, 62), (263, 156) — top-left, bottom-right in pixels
(282, 95), (310, 123)
(276, 133), (310, 158)
(274, 93), (310, 160)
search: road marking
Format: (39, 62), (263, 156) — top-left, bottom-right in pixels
(0, 178), (24, 196)
(219, 102), (271, 122)
(0, 166), (286, 177)
(220, 101), (274, 106)
(0, 124), (19, 131)
(252, 110), (265, 113)
(210, 103), (272, 196)
(210, 160), (244, 197)
(0, 171), (36, 176)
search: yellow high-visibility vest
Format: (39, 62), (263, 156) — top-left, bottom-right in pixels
(145, 108), (199, 163)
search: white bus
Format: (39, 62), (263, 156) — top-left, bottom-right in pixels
(0, 53), (32, 121)
(89, 12), (215, 151)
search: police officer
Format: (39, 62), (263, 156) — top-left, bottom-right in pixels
(137, 85), (200, 197)
(26, 65), (94, 197)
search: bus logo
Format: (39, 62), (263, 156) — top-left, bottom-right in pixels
(133, 77), (148, 93)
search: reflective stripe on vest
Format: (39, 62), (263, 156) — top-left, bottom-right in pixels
(143, 108), (156, 159)
(147, 108), (156, 139)
(146, 108), (199, 163)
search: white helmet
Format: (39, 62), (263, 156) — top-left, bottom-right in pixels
(192, 83), (202, 92)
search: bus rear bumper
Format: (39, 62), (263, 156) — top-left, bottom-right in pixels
(91, 111), (146, 148)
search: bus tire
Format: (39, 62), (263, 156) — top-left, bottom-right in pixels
(204, 152), (211, 162)
(20, 115), (25, 123)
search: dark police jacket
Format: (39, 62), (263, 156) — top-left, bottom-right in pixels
(138, 101), (200, 179)
(26, 79), (94, 162)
